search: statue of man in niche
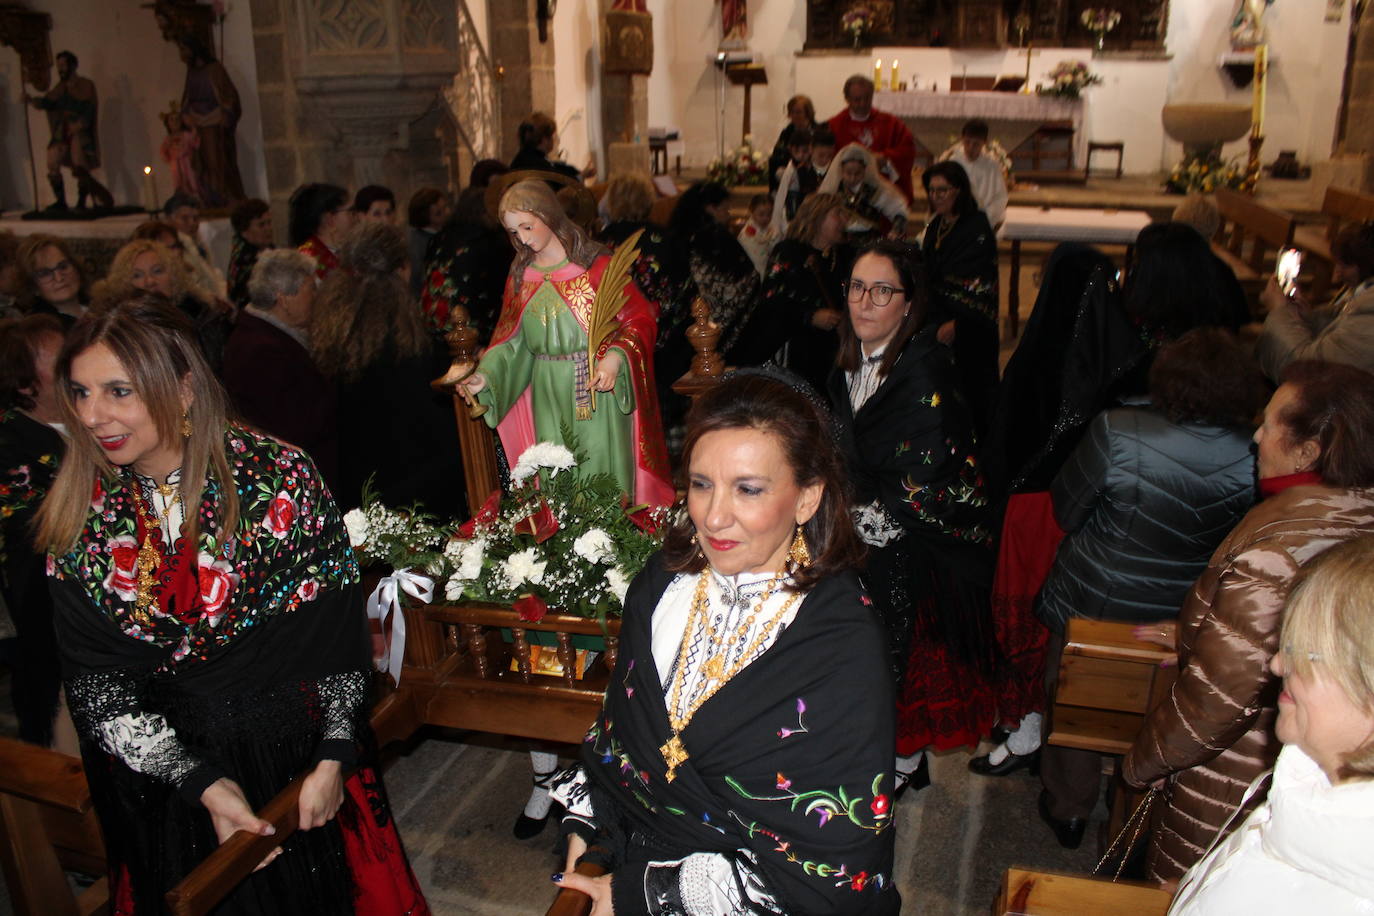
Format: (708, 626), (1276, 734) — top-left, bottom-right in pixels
(27, 51), (114, 211)
(175, 34), (244, 207)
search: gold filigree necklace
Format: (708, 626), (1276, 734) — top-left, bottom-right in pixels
(129, 481), (181, 627)
(660, 569), (800, 782)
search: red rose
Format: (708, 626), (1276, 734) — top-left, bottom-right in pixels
(296, 579), (320, 602)
(197, 553), (238, 624)
(513, 593), (548, 623)
(103, 535), (139, 602)
(870, 793), (890, 818)
(260, 492), (297, 539)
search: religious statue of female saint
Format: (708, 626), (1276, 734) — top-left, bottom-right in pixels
(462, 180), (673, 508)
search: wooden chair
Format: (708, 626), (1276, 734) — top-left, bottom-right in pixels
(0, 739), (108, 916)
(1046, 618), (1177, 840)
(1291, 185), (1374, 301)
(1213, 187), (1296, 316)
(1084, 141), (1125, 179)
(993, 866), (1171, 915)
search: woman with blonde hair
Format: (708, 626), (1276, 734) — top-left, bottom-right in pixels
(728, 192), (851, 394)
(311, 220), (464, 518)
(35, 294), (428, 914)
(1167, 535), (1374, 913)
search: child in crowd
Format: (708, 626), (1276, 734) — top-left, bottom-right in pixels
(737, 193), (780, 277)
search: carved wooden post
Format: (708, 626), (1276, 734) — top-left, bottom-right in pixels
(510, 627), (532, 683)
(431, 306), (502, 513)
(671, 297), (727, 403)
(462, 623), (489, 678)
(555, 631), (576, 685)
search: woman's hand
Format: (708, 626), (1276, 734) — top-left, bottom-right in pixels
(1134, 622), (1178, 666)
(461, 371), (487, 395)
(564, 833), (588, 874)
(553, 871), (614, 916)
(298, 760), (344, 830)
(1261, 275), (1311, 314)
(937, 320), (956, 345)
(201, 778), (280, 871)
(592, 351), (623, 392)
(812, 308), (841, 330)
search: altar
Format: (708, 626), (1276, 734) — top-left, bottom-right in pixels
(875, 90), (1087, 169)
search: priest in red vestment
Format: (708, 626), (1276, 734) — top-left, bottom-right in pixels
(827, 75), (917, 201)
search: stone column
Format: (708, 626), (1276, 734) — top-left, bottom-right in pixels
(490, 0), (556, 161)
(601, 0), (652, 177)
(1315, 3), (1374, 192)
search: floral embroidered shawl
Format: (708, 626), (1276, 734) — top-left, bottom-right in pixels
(581, 554), (901, 914)
(49, 426), (358, 668)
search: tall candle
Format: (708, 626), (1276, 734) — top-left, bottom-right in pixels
(874, 59), (882, 87)
(142, 166), (157, 212)
(1251, 44), (1268, 137)
(891, 60), (899, 91)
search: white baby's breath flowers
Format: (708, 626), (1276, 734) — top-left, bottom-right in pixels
(510, 442), (577, 485)
(573, 529), (615, 564)
(502, 546), (547, 587)
(343, 508), (369, 547)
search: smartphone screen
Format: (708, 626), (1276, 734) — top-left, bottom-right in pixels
(1276, 248), (1302, 296)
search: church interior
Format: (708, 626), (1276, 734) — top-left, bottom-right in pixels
(0, 0), (1372, 914)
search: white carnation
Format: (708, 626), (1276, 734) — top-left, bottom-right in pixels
(510, 442), (577, 485)
(444, 575), (468, 601)
(343, 508), (369, 547)
(454, 538), (486, 581)
(605, 566), (630, 605)
(572, 529), (615, 564)
(502, 546), (547, 586)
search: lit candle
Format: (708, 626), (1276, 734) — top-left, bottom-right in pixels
(142, 165), (157, 212)
(874, 59), (882, 88)
(1251, 44), (1267, 137)
(891, 60), (899, 91)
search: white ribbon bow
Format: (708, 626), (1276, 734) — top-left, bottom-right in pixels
(366, 567), (434, 685)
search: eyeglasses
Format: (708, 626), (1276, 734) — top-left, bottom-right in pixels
(33, 260), (74, 283)
(844, 280), (906, 307)
(927, 185), (957, 197)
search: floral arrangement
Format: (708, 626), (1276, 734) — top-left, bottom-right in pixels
(707, 135), (770, 187)
(840, 6), (875, 46)
(346, 441), (666, 624)
(1036, 61), (1103, 100)
(1164, 154), (1246, 195)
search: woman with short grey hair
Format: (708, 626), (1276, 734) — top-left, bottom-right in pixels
(222, 247), (339, 486)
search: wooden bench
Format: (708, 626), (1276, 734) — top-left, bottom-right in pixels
(1212, 187), (1296, 316)
(0, 739), (107, 916)
(994, 866), (1171, 915)
(1046, 618), (1177, 840)
(1291, 185), (1374, 301)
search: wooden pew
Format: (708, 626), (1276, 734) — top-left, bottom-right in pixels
(1046, 618), (1177, 840)
(1291, 185), (1374, 301)
(1212, 187), (1296, 316)
(993, 866), (1171, 915)
(0, 739), (108, 916)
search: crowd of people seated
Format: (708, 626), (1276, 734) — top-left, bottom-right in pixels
(0, 79), (1371, 915)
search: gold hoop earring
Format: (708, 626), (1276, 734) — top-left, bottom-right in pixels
(787, 528), (811, 569)
(181, 410), (192, 438)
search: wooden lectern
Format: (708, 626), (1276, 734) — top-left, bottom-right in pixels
(725, 63), (767, 140)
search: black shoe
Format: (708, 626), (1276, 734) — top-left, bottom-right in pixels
(893, 754), (931, 799)
(968, 748), (1040, 777)
(1037, 790), (1086, 850)
(513, 809), (553, 839)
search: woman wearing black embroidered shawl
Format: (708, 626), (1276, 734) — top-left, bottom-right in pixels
(36, 296), (427, 915)
(549, 371), (899, 915)
(827, 242), (1006, 791)
(920, 161), (999, 440)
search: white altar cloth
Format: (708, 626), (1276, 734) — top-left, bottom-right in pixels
(875, 90), (1086, 165)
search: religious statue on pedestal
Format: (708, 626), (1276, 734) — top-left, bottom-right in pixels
(1230, 0), (1272, 48)
(26, 51), (113, 211)
(174, 34), (244, 207)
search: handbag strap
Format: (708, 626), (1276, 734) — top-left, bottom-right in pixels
(1091, 787), (1159, 881)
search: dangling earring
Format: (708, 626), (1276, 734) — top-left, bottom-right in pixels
(691, 531), (704, 560)
(181, 409), (192, 438)
(788, 528), (811, 569)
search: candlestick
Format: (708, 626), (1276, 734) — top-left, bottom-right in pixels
(874, 58), (882, 87)
(142, 166), (157, 213)
(1251, 44), (1268, 138)
(1022, 43), (1033, 93)
(891, 60), (899, 91)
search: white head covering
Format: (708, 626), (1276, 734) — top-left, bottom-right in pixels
(818, 144), (911, 231)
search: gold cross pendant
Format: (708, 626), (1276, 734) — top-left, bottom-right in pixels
(660, 733), (689, 782)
